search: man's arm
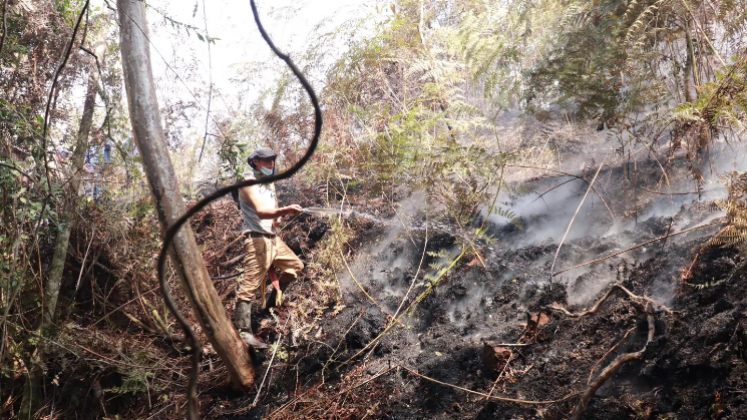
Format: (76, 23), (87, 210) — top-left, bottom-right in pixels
(239, 185), (302, 219)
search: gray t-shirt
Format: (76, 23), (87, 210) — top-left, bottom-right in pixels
(239, 171), (276, 234)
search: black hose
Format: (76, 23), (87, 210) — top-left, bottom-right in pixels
(211, 271), (244, 280)
(155, 0), (322, 418)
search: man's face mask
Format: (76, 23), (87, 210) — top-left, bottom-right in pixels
(259, 166), (275, 176)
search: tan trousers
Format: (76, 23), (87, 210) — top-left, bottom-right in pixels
(236, 234), (304, 303)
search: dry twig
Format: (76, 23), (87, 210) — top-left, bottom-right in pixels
(399, 365), (576, 405)
(550, 158), (606, 276)
(507, 164), (616, 220)
(552, 221), (719, 277)
(252, 316), (290, 407)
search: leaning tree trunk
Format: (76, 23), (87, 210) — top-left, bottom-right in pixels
(18, 36), (107, 420)
(117, 0), (255, 392)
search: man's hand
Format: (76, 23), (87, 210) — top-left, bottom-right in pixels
(282, 204), (303, 217)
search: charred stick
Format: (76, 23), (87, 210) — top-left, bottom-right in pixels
(483, 350), (517, 400)
(252, 316), (290, 408)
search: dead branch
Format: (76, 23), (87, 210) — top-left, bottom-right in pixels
(74, 227), (96, 293)
(571, 307), (656, 420)
(89, 286), (159, 327)
(492, 343), (531, 347)
(0, 162), (36, 181)
(639, 186), (701, 196)
(484, 350), (517, 400)
(219, 254), (243, 267)
(545, 285), (618, 317)
(7, 321), (177, 372)
(216, 233), (245, 255)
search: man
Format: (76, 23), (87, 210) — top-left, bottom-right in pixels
(234, 146), (304, 348)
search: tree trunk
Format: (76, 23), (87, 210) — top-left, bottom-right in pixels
(116, 0), (255, 390)
(18, 356), (42, 420)
(44, 42), (105, 324)
(18, 35), (107, 420)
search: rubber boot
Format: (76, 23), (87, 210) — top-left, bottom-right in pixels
(233, 301), (268, 349)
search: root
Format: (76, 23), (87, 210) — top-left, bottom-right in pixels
(544, 283), (662, 419)
(571, 307), (656, 420)
(587, 327), (635, 385)
(544, 283), (673, 316)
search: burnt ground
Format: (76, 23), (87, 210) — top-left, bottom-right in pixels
(206, 154), (747, 420)
(9, 153), (747, 420)
(266, 237), (746, 420)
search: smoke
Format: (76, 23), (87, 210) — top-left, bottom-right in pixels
(477, 141), (747, 308)
(338, 192), (425, 300)
(333, 140), (742, 350)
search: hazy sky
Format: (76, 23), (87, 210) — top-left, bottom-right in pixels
(45, 0), (383, 181)
(97, 0), (372, 134)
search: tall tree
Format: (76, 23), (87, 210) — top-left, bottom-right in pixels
(116, 0), (255, 404)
